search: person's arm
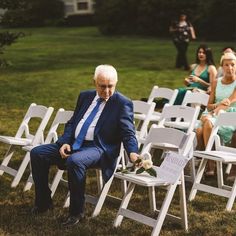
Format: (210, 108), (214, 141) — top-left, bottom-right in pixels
(184, 64), (195, 86)
(207, 79), (217, 111)
(119, 99), (139, 163)
(214, 88), (236, 114)
(190, 65), (217, 89)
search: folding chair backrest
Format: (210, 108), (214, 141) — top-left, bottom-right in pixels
(44, 109), (74, 144)
(15, 103), (54, 145)
(132, 100), (155, 141)
(206, 112), (236, 153)
(147, 86), (178, 105)
(182, 90), (209, 107)
(158, 105), (200, 134)
(142, 125), (195, 157)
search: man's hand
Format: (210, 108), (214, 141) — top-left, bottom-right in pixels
(59, 144), (72, 159)
(130, 152), (139, 163)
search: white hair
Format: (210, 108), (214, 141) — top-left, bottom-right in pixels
(94, 65), (118, 82)
(220, 52), (236, 66)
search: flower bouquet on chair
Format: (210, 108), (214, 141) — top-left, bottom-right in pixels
(121, 152), (157, 177)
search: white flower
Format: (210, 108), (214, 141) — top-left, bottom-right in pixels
(142, 159), (153, 170)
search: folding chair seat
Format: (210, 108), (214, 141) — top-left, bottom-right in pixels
(63, 143), (128, 217)
(113, 125), (196, 236)
(23, 108), (74, 194)
(189, 112), (236, 211)
(164, 90), (209, 131)
(0, 103), (54, 187)
(132, 100), (155, 145)
(146, 86), (178, 122)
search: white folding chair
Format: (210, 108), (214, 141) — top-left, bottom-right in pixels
(133, 100), (156, 145)
(23, 108), (74, 194)
(164, 90), (209, 131)
(0, 103), (54, 187)
(158, 104), (200, 182)
(189, 112), (236, 211)
(147, 86), (178, 122)
(64, 143), (128, 218)
(114, 125), (196, 236)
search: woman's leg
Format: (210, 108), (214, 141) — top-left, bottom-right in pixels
(195, 127), (205, 150)
(202, 119), (215, 175)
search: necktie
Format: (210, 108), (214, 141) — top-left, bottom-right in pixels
(72, 98), (103, 151)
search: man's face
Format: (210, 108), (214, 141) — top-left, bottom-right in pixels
(95, 74), (117, 100)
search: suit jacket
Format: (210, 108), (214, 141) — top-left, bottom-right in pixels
(57, 90), (138, 181)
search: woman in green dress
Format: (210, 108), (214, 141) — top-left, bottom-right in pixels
(174, 45), (217, 105)
(196, 52), (236, 176)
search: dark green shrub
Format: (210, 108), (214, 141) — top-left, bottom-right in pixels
(0, 0), (65, 27)
(0, 31), (25, 67)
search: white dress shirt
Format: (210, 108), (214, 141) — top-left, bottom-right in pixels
(74, 95), (106, 141)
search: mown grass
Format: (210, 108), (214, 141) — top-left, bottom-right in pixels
(0, 27), (235, 236)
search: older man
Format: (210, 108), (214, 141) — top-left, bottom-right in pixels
(30, 65), (139, 226)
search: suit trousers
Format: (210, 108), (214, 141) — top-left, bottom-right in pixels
(30, 141), (104, 216)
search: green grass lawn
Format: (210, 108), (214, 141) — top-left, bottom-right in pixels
(0, 27), (235, 235)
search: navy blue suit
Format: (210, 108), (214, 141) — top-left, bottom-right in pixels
(30, 90), (138, 216)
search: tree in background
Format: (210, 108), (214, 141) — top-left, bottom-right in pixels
(0, 0), (65, 27)
(0, 31), (25, 67)
(95, 0), (236, 41)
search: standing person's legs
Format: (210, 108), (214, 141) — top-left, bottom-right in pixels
(179, 41), (189, 70)
(30, 143), (63, 212)
(66, 143), (104, 218)
(173, 41), (182, 68)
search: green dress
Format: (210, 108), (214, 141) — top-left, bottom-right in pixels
(199, 77), (236, 144)
(174, 65), (209, 105)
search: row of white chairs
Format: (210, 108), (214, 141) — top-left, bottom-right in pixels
(1, 86), (235, 235)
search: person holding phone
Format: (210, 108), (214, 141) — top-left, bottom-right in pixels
(174, 44), (217, 105)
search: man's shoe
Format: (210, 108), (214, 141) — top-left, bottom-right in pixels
(62, 214), (85, 227)
(31, 204), (53, 215)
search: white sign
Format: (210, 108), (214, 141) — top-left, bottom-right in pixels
(157, 152), (189, 184)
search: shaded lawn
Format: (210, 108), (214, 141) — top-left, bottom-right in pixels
(0, 27), (236, 235)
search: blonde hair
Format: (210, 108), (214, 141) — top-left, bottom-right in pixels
(94, 65), (118, 82)
(220, 52), (236, 66)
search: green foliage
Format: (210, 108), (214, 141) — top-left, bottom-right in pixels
(0, 31), (25, 67)
(95, 0), (236, 40)
(0, 0), (65, 27)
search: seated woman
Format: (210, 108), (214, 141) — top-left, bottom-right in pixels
(174, 44), (217, 105)
(195, 52), (236, 176)
(216, 46), (235, 78)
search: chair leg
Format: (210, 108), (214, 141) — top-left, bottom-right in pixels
(226, 178), (236, 211)
(148, 186), (157, 212)
(225, 164), (232, 175)
(64, 193), (70, 208)
(0, 145), (14, 175)
(92, 175), (114, 217)
(189, 158), (207, 201)
(24, 173), (33, 191)
(179, 172), (188, 231)
(114, 182), (136, 227)
(152, 183), (178, 236)
(11, 152), (30, 187)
